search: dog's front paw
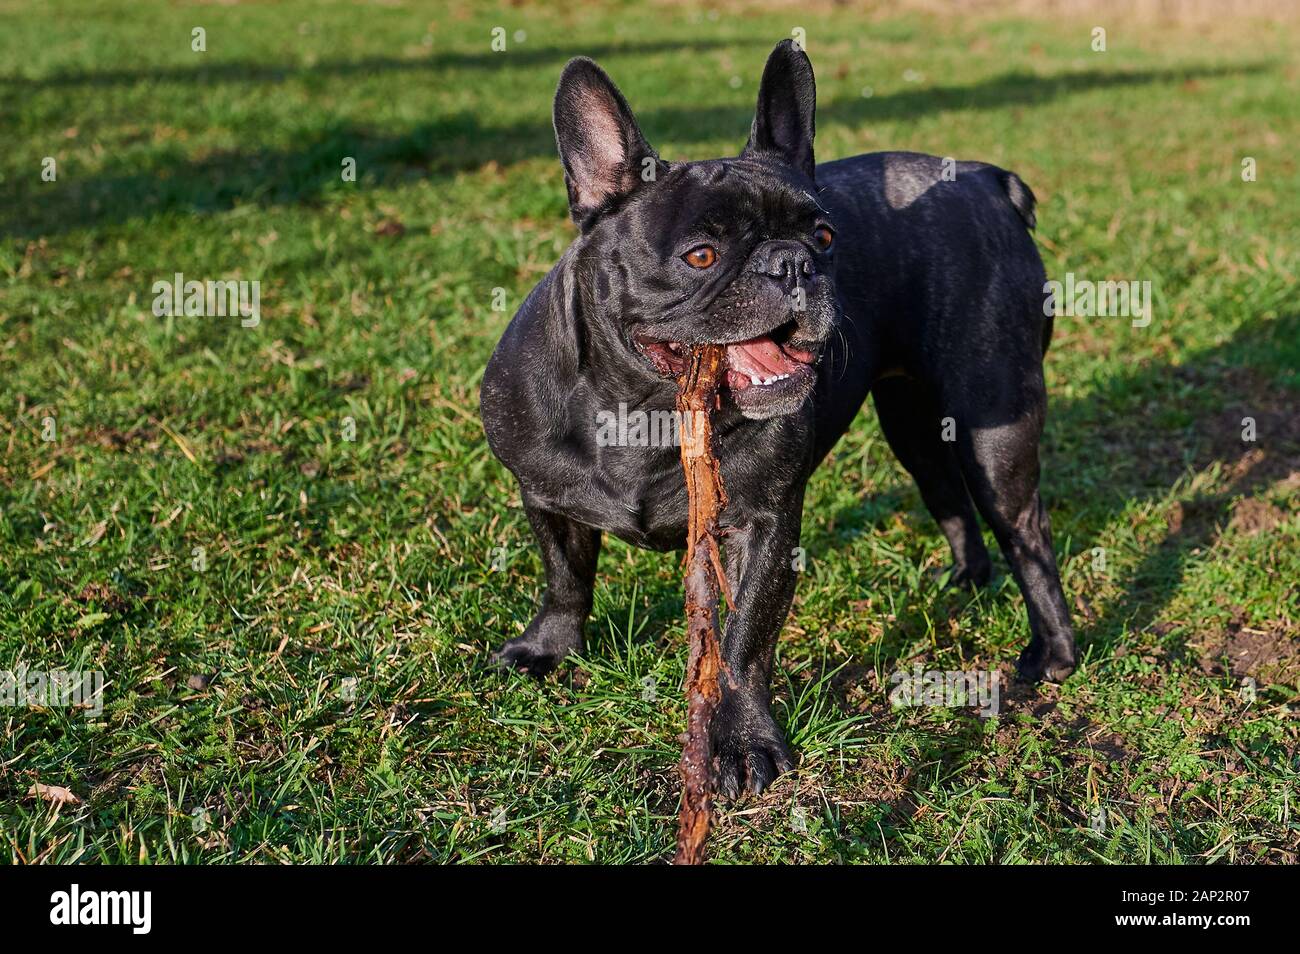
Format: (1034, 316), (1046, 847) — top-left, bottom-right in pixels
(492, 615), (582, 677)
(710, 696), (795, 799)
(1016, 640), (1077, 683)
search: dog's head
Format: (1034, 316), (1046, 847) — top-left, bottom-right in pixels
(554, 40), (837, 419)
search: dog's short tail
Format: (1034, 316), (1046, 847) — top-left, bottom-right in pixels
(999, 170), (1037, 230)
(997, 170), (1050, 353)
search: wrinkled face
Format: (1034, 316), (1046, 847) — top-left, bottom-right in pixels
(585, 159), (837, 419)
(554, 42), (831, 418)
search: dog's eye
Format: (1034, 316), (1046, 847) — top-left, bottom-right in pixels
(812, 226), (834, 251)
(683, 245), (718, 269)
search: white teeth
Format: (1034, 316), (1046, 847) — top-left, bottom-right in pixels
(747, 373), (792, 387)
(749, 374), (762, 386)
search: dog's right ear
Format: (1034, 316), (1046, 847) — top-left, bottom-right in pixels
(553, 57), (660, 227)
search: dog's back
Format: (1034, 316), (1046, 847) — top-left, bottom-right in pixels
(806, 151), (1051, 448)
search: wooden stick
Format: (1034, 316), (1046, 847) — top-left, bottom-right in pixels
(672, 343), (730, 866)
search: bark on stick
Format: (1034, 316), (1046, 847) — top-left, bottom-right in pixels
(673, 343), (731, 866)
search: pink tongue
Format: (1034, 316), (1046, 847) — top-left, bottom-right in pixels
(725, 335), (802, 381)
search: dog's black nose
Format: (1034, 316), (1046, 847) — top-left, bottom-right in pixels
(750, 241), (815, 292)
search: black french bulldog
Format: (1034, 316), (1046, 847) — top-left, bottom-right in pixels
(480, 40), (1077, 797)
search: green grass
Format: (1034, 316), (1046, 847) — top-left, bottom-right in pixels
(1, 0), (1297, 864)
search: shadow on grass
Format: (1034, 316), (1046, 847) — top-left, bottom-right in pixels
(3, 61), (1271, 239)
(0, 38), (765, 89)
(1053, 314), (1300, 658)
(830, 313), (1297, 662)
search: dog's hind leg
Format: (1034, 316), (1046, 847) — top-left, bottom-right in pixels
(872, 375), (992, 588)
(952, 407), (1077, 683)
(493, 503), (601, 677)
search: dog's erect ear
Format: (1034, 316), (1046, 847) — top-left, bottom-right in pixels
(742, 40), (816, 180)
(553, 57), (659, 226)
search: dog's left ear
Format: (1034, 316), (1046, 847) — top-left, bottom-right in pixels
(742, 40), (817, 180)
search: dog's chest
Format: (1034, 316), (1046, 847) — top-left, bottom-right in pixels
(517, 413), (811, 551)
(522, 442), (690, 551)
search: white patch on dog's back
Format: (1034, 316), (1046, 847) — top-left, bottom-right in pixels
(883, 154), (942, 210)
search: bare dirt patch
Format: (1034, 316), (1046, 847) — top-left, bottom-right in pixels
(74, 581), (131, 615)
(1228, 497), (1289, 535)
(1196, 617), (1300, 686)
(1199, 366), (1300, 487)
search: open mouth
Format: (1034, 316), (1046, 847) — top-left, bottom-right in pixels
(634, 319), (818, 393)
